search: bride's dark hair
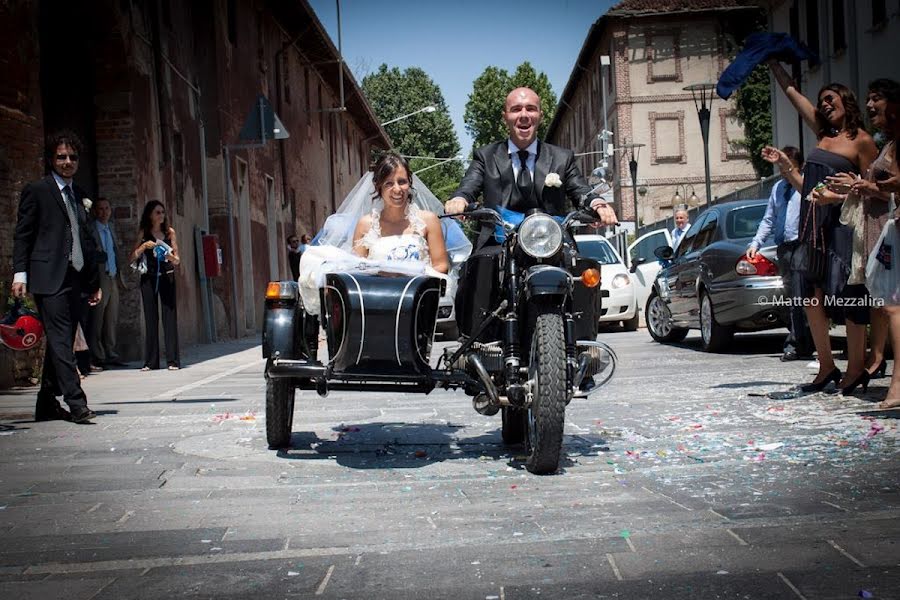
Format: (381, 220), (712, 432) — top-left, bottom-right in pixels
(371, 152), (413, 200)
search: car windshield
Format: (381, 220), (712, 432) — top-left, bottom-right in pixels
(726, 204), (767, 240)
(577, 240), (621, 265)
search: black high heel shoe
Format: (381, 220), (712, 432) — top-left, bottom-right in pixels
(840, 371), (870, 395)
(800, 367), (842, 393)
(868, 359), (888, 379)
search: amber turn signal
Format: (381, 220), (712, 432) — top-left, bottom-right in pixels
(581, 268), (601, 288)
(266, 282), (296, 300)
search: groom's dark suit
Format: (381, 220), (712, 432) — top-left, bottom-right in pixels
(14, 175), (100, 415)
(452, 140), (597, 217)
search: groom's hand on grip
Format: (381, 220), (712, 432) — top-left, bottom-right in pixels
(445, 197), (468, 215)
(589, 198), (618, 226)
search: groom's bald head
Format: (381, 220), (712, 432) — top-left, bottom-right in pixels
(504, 87), (542, 149)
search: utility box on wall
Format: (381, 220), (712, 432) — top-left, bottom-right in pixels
(202, 234), (223, 278)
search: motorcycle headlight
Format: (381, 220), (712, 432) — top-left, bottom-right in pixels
(611, 273), (631, 289)
(518, 214), (563, 258)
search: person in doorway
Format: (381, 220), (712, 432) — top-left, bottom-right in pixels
(89, 197), (126, 367)
(287, 234), (303, 281)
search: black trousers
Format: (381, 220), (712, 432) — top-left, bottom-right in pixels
(777, 242), (814, 356)
(140, 272), (180, 368)
(33, 267), (89, 412)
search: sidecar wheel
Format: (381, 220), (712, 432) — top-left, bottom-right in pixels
(501, 407), (527, 445)
(266, 377), (295, 449)
(525, 311), (567, 475)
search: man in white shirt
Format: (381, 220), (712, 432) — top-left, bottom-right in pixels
(671, 209), (690, 248)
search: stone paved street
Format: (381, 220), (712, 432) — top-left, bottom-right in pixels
(0, 330), (898, 599)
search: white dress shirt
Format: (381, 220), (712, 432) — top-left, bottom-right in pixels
(508, 139), (538, 179)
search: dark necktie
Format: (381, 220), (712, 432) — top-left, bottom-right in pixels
(517, 149), (533, 204)
(62, 185), (84, 272)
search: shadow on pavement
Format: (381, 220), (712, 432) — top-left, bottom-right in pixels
(274, 422), (611, 473)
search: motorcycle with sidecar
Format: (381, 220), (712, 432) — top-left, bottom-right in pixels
(262, 205), (616, 474)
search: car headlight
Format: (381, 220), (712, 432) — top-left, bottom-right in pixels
(611, 273), (631, 289)
(518, 214), (563, 258)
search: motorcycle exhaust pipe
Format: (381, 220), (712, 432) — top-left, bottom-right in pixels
(467, 354), (501, 414)
(574, 340), (618, 388)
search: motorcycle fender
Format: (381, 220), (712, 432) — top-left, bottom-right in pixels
(524, 265), (572, 302)
(262, 305), (300, 359)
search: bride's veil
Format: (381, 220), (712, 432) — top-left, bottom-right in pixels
(311, 171), (472, 262)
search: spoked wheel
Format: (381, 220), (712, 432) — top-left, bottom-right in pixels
(524, 310), (568, 475)
(646, 290), (688, 343)
(266, 377), (295, 449)
(699, 292), (734, 352)
(501, 407), (527, 445)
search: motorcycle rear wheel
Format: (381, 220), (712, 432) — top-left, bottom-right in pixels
(525, 310), (568, 474)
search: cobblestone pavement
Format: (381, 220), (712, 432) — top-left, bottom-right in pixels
(0, 330), (897, 599)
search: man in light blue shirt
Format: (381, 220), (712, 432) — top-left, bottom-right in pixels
(89, 198), (125, 367)
(671, 209), (690, 249)
(746, 146), (811, 361)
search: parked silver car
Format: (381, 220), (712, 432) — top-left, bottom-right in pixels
(644, 199), (790, 352)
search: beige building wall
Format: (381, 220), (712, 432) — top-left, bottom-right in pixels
(549, 8), (760, 229)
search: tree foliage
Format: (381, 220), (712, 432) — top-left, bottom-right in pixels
(362, 64), (463, 200)
(464, 62), (557, 152)
(733, 63), (773, 178)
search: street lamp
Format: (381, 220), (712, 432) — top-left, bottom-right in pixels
(684, 82), (716, 208)
(620, 141), (645, 230)
(671, 183), (699, 209)
(380, 105), (436, 126)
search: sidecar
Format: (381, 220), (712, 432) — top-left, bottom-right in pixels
(262, 271), (475, 449)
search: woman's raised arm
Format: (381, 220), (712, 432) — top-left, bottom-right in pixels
(768, 60), (819, 133)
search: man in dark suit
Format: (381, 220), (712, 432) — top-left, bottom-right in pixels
(12, 130), (102, 424)
(287, 234), (302, 281)
(445, 87), (618, 225)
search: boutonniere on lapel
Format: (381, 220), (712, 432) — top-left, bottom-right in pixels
(82, 197), (93, 212)
(544, 172), (562, 188)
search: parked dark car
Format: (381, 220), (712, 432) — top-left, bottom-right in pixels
(644, 199), (790, 352)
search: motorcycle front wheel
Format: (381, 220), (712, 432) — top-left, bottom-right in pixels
(525, 310), (568, 474)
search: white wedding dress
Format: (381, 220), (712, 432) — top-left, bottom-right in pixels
(297, 203), (446, 315)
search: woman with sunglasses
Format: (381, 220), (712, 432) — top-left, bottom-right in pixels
(131, 200), (181, 371)
(767, 60), (879, 394)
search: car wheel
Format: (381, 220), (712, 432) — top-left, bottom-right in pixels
(622, 306), (639, 332)
(646, 290), (687, 343)
(699, 291), (734, 352)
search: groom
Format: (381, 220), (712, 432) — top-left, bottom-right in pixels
(445, 87), (618, 226)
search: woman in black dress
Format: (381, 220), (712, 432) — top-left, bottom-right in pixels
(131, 201), (181, 370)
(768, 60), (878, 393)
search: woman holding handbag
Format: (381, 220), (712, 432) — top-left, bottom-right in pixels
(131, 201), (181, 371)
(768, 60), (879, 393)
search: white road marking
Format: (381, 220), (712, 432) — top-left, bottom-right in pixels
(641, 486), (693, 512)
(354, 554), (362, 566)
(624, 536), (636, 553)
(86, 503), (102, 514)
(425, 516), (437, 529)
(606, 553), (623, 581)
(821, 500), (848, 512)
(315, 564), (335, 595)
(777, 571), (808, 600)
(116, 510), (134, 525)
(154, 360), (262, 399)
(707, 508), (730, 521)
(725, 529), (749, 546)
(826, 539), (866, 567)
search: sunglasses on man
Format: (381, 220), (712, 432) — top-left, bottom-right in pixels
(56, 154), (79, 161)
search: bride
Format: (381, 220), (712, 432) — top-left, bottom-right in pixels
(297, 152), (470, 314)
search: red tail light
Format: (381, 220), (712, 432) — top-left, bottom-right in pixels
(736, 253), (778, 277)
